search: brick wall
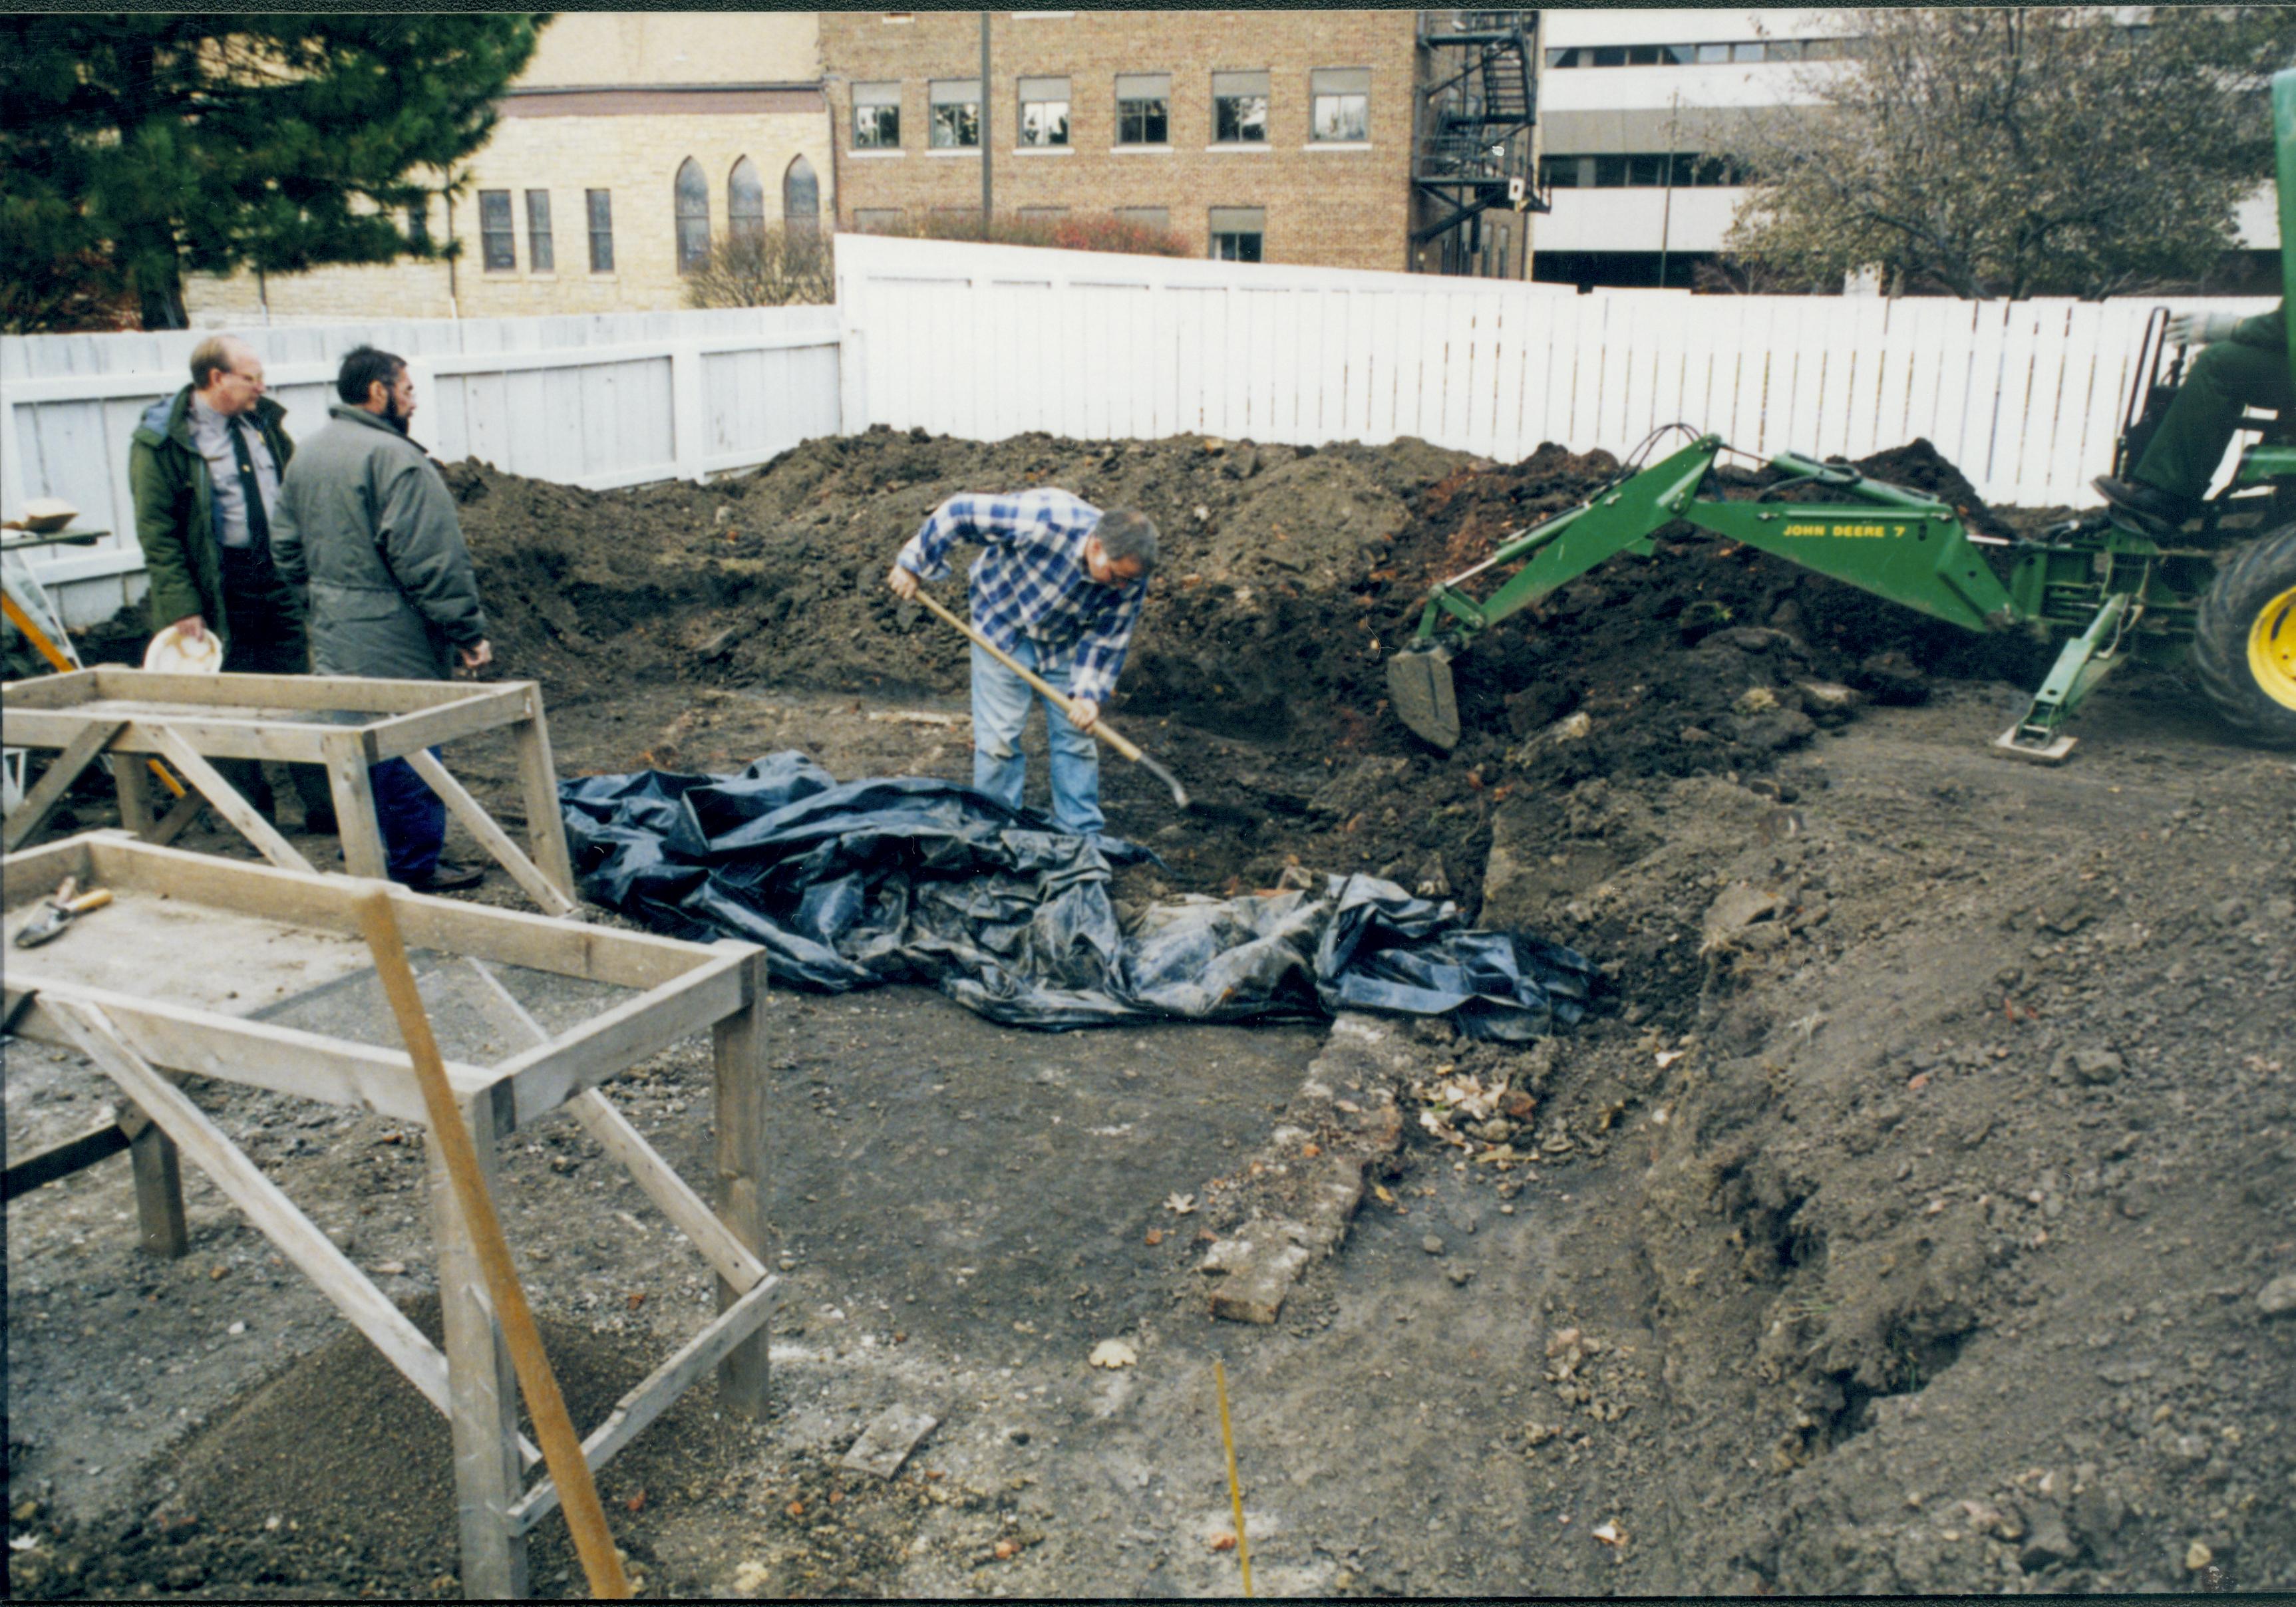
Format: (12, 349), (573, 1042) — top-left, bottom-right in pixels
(819, 10), (1420, 273)
(188, 104), (833, 322)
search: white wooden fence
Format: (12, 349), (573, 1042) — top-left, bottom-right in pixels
(3, 233), (2277, 630)
(836, 233), (2274, 510)
(1, 306), (841, 625)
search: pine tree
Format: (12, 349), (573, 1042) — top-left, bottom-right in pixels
(1, 15), (544, 331)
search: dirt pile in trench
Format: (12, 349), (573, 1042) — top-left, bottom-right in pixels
(445, 426), (2051, 911)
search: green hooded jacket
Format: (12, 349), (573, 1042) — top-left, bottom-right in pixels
(126, 386), (297, 648)
(271, 404), (486, 682)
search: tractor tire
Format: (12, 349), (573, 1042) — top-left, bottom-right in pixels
(2192, 523), (2296, 746)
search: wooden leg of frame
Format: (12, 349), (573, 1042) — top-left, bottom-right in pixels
(128, 1117), (190, 1259)
(428, 1102), (530, 1600)
(114, 752), (156, 836)
(711, 949), (772, 1419)
(512, 704), (577, 906)
(323, 732), (391, 881)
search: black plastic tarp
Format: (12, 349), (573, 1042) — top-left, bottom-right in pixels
(560, 753), (1600, 1039)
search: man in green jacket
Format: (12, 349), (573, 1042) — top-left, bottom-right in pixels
(272, 346), (492, 892)
(2094, 301), (2293, 530)
(127, 334), (336, 828)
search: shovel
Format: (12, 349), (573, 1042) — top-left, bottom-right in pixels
(904, 585), (1198, 811)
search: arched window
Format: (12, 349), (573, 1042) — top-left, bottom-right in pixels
(674, 157), (709, 271)
(783, 155), (820, 233)
(729, 156), (766, 243)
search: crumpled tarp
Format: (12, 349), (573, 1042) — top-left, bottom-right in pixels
(559, 752), (1600, 1040)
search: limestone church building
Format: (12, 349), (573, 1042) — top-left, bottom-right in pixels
(186, 13), (832, 323)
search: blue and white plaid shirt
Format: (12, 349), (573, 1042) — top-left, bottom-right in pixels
(895, 490), (1147, 706)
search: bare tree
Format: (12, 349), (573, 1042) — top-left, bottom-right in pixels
(683, 226), (835, 309)
(1721, 7), (2296, 300)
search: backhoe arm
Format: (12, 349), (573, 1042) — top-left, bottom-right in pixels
(1387, 436), (2022, 750)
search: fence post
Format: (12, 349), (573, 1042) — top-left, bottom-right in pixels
(671, 342), (707, 481)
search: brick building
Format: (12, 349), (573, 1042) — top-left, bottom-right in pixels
(818, 9), (1526, 278)
(186, 13), (833, 324)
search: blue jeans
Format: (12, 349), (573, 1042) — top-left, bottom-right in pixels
(971, 640), (1104, 837)
(370, 749), (446, 882)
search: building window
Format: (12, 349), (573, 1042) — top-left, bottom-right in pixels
(729, 156), (766, 241)
(784, 155), (820, 231)
(1546, 38), (1857, 67)
(1209, 205), (1263, 261)
(1018, 75), (1070, 146)
(674, 157), (709, 271)
(478, 190), (515, 271)
(586, 188), (614, 272)
(1542, 152), (1748, 189)
(854, 208), (905, 232)
(1212, 70), (1269, 144)
(1115, 73), (1170, 145)
(523, 190), (554, 271)
(930, 78), (981, 148)
(1309, 67), (1369, 143)
(853, 80), (902, 148)
(1116, 206), (1170, 231)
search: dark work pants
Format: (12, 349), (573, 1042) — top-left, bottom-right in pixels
(2132, 337), (2296, 503)
(216, 545), (334, 821)
(370, 748), (447, 883)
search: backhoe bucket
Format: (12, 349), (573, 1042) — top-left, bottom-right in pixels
(1387, 644), (1460, 751)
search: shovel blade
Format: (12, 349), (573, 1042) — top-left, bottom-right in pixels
(1387, 645), (1459, 752)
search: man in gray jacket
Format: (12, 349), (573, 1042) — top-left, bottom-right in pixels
(272, 346), (492, 891)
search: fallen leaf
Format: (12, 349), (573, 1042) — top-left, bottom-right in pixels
(785, 1499), (805, 1519)
(1655, 1050), (1685, 1069)
(625, 1490), (647, 1514)
(1144, 1228), (1164, 1246)
(1907, 1072), (1930, 1092)
(993, 1538), (1020, 1560)
(1210, 1532), (1237, 1552)
(1164, 1193), (1198, 1215)
(627, 1292), (646, 1310)
(1593, 1519), (1627, 1546)
(1300, 1143), (1321, 1159)
(1373, 1184), (1396, 1205)
(1089, 1338), (1138, 1370)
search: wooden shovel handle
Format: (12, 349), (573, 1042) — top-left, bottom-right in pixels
(355, 885), (633, 1601)
(905, 585), (1147, 763)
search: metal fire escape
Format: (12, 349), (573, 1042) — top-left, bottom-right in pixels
(1412, 10), (1543, 262)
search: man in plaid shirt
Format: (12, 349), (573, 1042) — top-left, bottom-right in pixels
(888, 490), (1158, 838)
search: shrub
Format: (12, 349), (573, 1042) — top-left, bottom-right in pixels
(683, 226), (835, 308)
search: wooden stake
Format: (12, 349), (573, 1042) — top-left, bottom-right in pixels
(1215, 1357), (1253, 1598)
(355, 883), (633, 1601)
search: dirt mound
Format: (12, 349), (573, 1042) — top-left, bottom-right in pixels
(438, 426), (2056, 911)
(4, 1296), (724, 1600)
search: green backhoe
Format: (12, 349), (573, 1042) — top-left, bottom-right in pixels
(1389, 74), (2296, 762)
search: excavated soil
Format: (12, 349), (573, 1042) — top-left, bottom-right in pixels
(9, 425), (2295, 1598)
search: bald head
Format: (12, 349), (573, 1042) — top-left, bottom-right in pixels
(190, 335), (265, 417)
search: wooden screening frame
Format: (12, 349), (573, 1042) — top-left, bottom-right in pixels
(2, 832), (775, 1599)
(1, 668), (579, 917)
